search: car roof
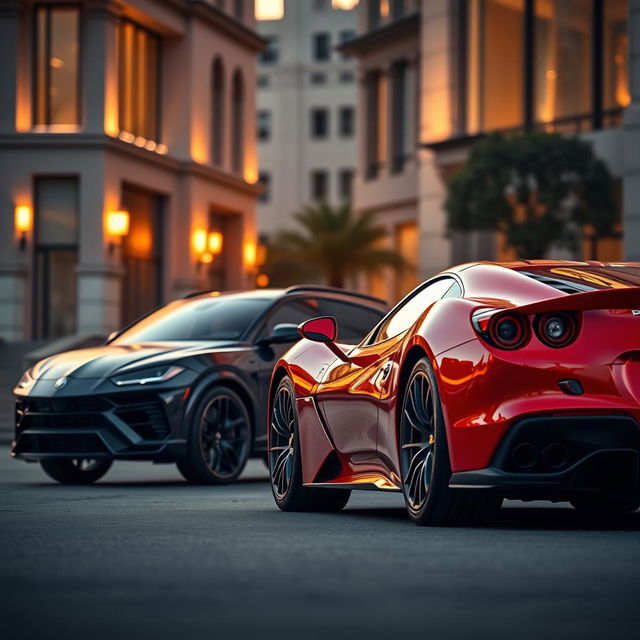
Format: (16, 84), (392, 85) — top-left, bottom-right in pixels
(182, 285), (387, 309)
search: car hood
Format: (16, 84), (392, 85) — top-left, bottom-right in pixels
(31, 341), (236, 380)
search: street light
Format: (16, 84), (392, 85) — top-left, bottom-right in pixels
(14, 205), (32, 251)
(106, 210), (130, 254)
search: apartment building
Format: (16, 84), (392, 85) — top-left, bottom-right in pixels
(256, 0), (358, 234)
(0, 0), (263, 341)
(343, 0), (638, 303)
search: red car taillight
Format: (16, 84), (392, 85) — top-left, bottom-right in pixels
(472, 310), (530, 350)
(534, 311), (580, 348)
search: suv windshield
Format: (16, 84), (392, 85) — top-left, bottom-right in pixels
(113, 296), (272, 344)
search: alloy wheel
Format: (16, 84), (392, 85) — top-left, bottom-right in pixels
(269, 384), (296, 500)
(400, 370), (436, 512)
(199, 392), (250, 479)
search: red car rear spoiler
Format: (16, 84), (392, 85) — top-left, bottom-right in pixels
(515, 287), (640, 315)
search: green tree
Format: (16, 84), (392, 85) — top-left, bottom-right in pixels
(445, 132), (618, 260)
(264, 202), (408, 288)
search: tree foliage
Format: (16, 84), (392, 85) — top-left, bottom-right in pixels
(264, 202), (408, 288)
(445, 132), (618, 259)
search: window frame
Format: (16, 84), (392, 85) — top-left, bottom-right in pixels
(310, 107), (330, 139)
(338, 105), (355, 137)
(32, 3), (82, 127)
(459, 0), (624, 138)
(312, 32), (332, 63)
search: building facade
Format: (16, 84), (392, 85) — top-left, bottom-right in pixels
(344, 0), (636, 304)
(0, 0), (263, 342)
(256, 0), (358, 235)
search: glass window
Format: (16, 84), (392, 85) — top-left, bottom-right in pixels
(257, 109), (271, 141)
(338, 169), (354, 201)
(339, 70), (355, 83)
(534, 0), (592, 125)
(116, 297), (273, 343)
(313, 33), (331, 62)
(339, 106), (354, 137)
(318, 300), (384, 344)
(34, 5), (80, 126)
(234, 0), (244, 20)
(212, 58), (225, 165)
(311, 170), (329, 201)
(34, 178), (79, 339)
(258, 172), (270, 203)
(467, 0), (524, 133)
(257, 74), (269, 88)
(365, 70), (387, 179)
(373, 278), (457, 343)
(259, 298), (323, 338)
(260, 36), (279, 64)
(311, 72), (327, 85)
(603, 0), (630, 112)
(119, 21), (161, 140)
(390, 60), (414, 172)
(310, 108), (329, 138)
(232, 70), (244, 174)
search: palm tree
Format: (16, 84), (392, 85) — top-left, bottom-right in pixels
(266, 202), (408, 288)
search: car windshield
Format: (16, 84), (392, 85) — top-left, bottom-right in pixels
(113, 296), (272, 344)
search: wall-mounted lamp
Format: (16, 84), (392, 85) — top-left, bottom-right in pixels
(208, 231), (223, 255)
(106, 209), (130, 254)
(14, 205), (32, 251)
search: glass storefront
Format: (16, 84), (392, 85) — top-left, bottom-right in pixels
(34, 177), (79, 338)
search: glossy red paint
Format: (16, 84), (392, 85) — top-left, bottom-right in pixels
(298, 316), (337, 342)
(269, 261), (640, 498)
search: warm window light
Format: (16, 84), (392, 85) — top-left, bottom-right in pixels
(332, 0), (359, 9)
(192, 229), (208, 255)
(256, 273), (269, 288)
(201, 252), (214, 264)
(208, 231), (223, 254)
(14, 205), (32, 251)
(255, 0), (283, 20)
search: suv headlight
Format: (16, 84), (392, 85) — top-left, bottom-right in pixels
(16, 368), (35, 390)
(110, 365), (185, 387)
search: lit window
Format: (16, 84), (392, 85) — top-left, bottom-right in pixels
(256, 0), (284, 21)
(118, 21), (161, 140)
(603, 0), (630, 111)
(332, 0), (359, 9)
(466, 0), (523, 133)
(534, 0), (592, 126)
(34, 5), (80, 126)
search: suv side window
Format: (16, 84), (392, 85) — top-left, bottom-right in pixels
(371, 277), (458, 343)
(317, 299), (385, 344)
(259, 297), (322, 339)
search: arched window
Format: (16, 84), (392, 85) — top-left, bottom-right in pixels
(212, 57), (225, 166)
(231, 69), (244, 174)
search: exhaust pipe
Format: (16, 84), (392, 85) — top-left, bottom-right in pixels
(542, 442), (569, 469)
(511, 442), (538, 470)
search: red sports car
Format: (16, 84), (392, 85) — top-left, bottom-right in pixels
(268, 261), (640, 525)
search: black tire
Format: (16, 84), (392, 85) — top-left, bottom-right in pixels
(40, 458), (112, 484)
(570, 492), (640, 517)
(177, 386), (252, 484)
(269, 376), (350, 512)
(399, 357), (501, 526)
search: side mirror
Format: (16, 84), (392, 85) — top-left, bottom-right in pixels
(298, 316), (337, 343)
(264, 323), (300, 345)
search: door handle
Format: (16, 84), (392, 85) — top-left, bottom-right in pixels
(380, 362), (392, 381)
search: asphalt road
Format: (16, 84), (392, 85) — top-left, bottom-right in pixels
(1, 449), (640, 640)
